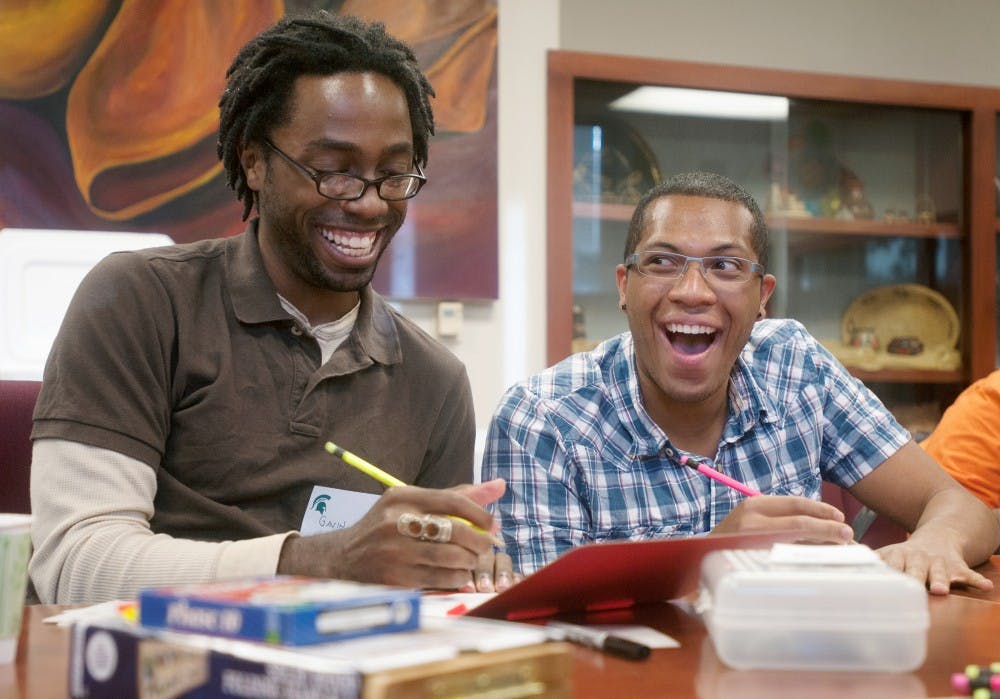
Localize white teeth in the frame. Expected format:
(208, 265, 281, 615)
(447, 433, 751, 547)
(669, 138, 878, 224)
(666, 323, 715, 335)
(321, 229, 375, 257)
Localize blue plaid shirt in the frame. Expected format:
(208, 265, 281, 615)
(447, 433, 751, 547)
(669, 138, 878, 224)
(482, 319, 910, 575)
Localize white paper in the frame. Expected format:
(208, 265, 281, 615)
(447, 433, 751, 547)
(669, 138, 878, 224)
(43, 600, 131, 627)
(419, 592, 497, 618)
(300, 486, 379, 536)
(422, 616, 549, 652)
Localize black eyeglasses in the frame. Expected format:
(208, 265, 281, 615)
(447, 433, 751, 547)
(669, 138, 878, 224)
(264, 139, 426, 201)
(625, 250, 765, 286)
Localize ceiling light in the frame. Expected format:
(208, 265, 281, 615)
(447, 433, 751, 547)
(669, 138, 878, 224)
(609, 86, 789, 120)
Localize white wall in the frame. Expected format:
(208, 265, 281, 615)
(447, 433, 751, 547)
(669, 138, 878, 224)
(559, 0, 1000, 88)
(396, 0, 1000, 431)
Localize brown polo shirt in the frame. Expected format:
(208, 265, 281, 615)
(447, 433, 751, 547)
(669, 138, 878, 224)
(33, 221, 475, 541)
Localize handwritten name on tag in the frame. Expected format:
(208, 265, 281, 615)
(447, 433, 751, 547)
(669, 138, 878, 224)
(300, 486, 380, 536)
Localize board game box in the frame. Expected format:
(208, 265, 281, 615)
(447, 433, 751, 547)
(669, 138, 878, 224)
(138, 576, 420, 646)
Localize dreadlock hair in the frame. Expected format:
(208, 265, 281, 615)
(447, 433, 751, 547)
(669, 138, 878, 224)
(624, 171, 769, 270)
(218, 11, 436, 220)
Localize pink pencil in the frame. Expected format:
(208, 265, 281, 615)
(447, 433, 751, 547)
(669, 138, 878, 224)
(680, 455, 762, 497)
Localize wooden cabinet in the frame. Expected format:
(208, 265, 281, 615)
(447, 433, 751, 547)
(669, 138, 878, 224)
(547, 51, 1000, 422)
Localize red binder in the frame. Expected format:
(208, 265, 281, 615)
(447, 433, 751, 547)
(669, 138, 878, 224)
(468, 530, 802, 621)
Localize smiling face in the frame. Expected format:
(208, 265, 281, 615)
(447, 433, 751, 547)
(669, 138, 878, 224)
(240, 71, 415, 322)
(616, 194, 776, 425)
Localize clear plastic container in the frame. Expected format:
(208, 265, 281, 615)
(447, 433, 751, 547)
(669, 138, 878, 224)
(698, 546, 929, 672)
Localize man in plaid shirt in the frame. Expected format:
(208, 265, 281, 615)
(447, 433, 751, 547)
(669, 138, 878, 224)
(483, 171, 999, 595)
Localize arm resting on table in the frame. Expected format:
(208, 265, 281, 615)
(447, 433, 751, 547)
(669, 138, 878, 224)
(30, 438, 291, 605)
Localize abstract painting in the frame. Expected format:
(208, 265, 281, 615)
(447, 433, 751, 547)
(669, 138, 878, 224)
(0, 0, 497, 299)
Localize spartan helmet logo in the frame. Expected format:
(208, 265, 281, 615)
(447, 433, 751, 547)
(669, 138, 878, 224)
(311, 494, 332, 515)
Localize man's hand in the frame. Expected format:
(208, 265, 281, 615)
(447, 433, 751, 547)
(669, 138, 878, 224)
(472, 550, 517, 592)
(278, 479, 506, 590)
(453, 479, 518, 593)
(849, 441, 1000, 595)
(877, 527, 994, 596)
(711, 495, 854, 543)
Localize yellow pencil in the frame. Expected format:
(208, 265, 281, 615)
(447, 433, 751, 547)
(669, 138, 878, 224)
(324, 441, 493, 538)
(325, 441, 405, 487)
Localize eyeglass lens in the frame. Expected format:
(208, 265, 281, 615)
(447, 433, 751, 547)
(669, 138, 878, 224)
(320, 173, 421, 201)
(266, 140, 423, 201)
(633, 251, 758, 283)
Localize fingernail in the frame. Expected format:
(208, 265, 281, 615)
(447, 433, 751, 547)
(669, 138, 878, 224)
(495, 572, 512, 591)
(929, 581, 949, 596)
(459, 580, 476, 593)
(840, 525, 854, 541)
(477, 573, 494, 592)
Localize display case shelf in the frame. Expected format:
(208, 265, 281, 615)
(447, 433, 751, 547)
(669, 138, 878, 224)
(769, 217, 961, 239)
(574, 202, 962, 238)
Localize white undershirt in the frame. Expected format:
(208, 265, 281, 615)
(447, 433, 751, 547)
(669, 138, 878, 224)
(278, 295, 359, 364)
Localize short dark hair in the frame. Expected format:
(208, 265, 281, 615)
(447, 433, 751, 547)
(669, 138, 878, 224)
(623, 171, 768, 269)
(218, 11, 435, 220)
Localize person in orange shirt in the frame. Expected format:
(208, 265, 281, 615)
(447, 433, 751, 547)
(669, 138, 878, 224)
(922, 371, 1000, 516)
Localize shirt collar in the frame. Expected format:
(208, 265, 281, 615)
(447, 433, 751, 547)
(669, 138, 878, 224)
(352, 286, 402, 366)
(225, 219, 288, 325)
(724, 352, 782, 440)
(611, 334, 670, 459)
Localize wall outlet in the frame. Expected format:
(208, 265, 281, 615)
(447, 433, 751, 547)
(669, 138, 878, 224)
(437, 301, 463, 337)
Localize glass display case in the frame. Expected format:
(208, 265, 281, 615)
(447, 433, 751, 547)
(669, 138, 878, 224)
(548, 52, 1000, 425)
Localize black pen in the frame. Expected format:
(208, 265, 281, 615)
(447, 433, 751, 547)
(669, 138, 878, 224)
(546, 621, 651, 660)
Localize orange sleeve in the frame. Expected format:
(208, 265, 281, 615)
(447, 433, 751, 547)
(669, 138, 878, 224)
(921, 371, 1000, 508)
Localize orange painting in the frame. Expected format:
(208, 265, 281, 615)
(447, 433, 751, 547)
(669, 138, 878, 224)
(0, 0, 498, 299)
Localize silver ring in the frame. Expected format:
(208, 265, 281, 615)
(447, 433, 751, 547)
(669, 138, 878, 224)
(397, 513, 424, 539)
(396, 513, 453, 543)
(419, 515, 453, 543)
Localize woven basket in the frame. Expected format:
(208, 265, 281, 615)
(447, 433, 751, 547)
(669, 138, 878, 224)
(821, 284, 961, 372)
(840, 284, 959, 350)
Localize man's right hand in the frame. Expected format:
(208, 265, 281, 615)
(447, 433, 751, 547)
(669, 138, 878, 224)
(277, 479, 506, 589)
(711, 495, 854, 543)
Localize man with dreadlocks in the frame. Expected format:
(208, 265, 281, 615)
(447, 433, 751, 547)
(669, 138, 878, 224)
(29, 12, 510, 604)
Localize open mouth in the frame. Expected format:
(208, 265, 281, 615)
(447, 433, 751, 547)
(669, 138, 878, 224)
(319, 226, 376, 259)
(665, 322, 718, 356)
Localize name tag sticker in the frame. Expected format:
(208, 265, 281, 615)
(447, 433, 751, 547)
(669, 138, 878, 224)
(300, 485, 380, 536)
